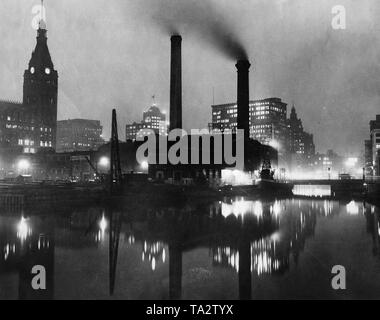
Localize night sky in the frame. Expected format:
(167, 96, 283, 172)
(0, 0, 379, 156)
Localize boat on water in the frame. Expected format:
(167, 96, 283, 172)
(218, 160, 293, 197)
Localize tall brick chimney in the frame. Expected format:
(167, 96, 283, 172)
(170, 35, 182, 131)
(236, 60, 251, 142)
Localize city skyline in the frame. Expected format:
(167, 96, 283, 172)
(0, 1, 379, 303)
(0, 0, 379, 157)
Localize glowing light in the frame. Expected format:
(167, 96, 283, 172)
(141, 161, 149, 170)
(17, 217, 31, 241)
(221, 199, 263, 219)
(346, 200, 359, 215)
(17, 159, 30, 171)
(99, 157, 110, 167)
(293, 185, 332, 197)
(270, 232, 281, 242)
(162, 249, 166, 263)
(345, 157, 358, 168)
(99, 215, 107, 232)
(271, 201, 282, 217)
(221, 169, 252, 186)
(268, 140, 280, 150)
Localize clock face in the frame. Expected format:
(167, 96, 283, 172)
(45, 68, 51, 75)
(30, 67, 35, 74)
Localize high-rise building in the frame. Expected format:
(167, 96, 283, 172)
(56, 119, 105, 153)
(210, 97, 288, 151)
(0, 19, 58, 153)
(126, 105, 167, 141)
(210, 100, 316, 171)
(365, 115, 380, 176)
(286, 106, 315, 170)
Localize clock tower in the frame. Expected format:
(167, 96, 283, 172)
(23, 19, 58, 150)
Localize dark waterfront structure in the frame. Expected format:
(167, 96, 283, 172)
(0, 20, 58, 154)
(56, 119, 105, 153)
(146, 36, 278, 185)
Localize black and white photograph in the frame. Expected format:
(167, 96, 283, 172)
(0, 0, 379, 307)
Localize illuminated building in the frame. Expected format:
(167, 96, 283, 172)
(56, 119, 105, 152)
(0, 19, 58, 154)
(126, 105, 167, 141)
(210, 98, 287, 151)
(286, 105, 315, 171)
(365, 140, 373, 176)
(365, 115, 380, 176)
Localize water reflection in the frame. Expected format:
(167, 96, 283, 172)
(0, 197, 379, 300)
(364, 202, 380, 256)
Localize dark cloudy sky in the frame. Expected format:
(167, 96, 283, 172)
(0, 0, 379, 156)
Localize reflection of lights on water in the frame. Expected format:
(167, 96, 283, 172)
(270, 232, 281, 242)
(3, 243, 15, 261)
(17, 217, 32, 242)
(128, 235, 135, 244)
(271, 201, 281, 217)
(221, 200, 263, 219)
(213, 247, 239, 272)
(323, 200, 333, 216)
(142, 241, 166, 271)
(38, 235, 50, 250)
(346, 201, 359, 215)
(96, 215, 108, 242)
(213, 241, 283, 276)
(99, 215, 107, 232)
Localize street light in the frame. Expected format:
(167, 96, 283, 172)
(98, 157, 110, 168)
(141, 161, 149, 170)
(17, 159, 30, 175)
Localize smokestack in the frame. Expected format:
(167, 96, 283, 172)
(170, 35, 182, 131)
(236, 60, 251, 142)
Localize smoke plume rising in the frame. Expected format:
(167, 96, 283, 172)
(146, 0, 248, 60)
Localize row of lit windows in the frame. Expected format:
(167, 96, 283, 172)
(18, 139, 35, 146)
(5, 123, 51, 132)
